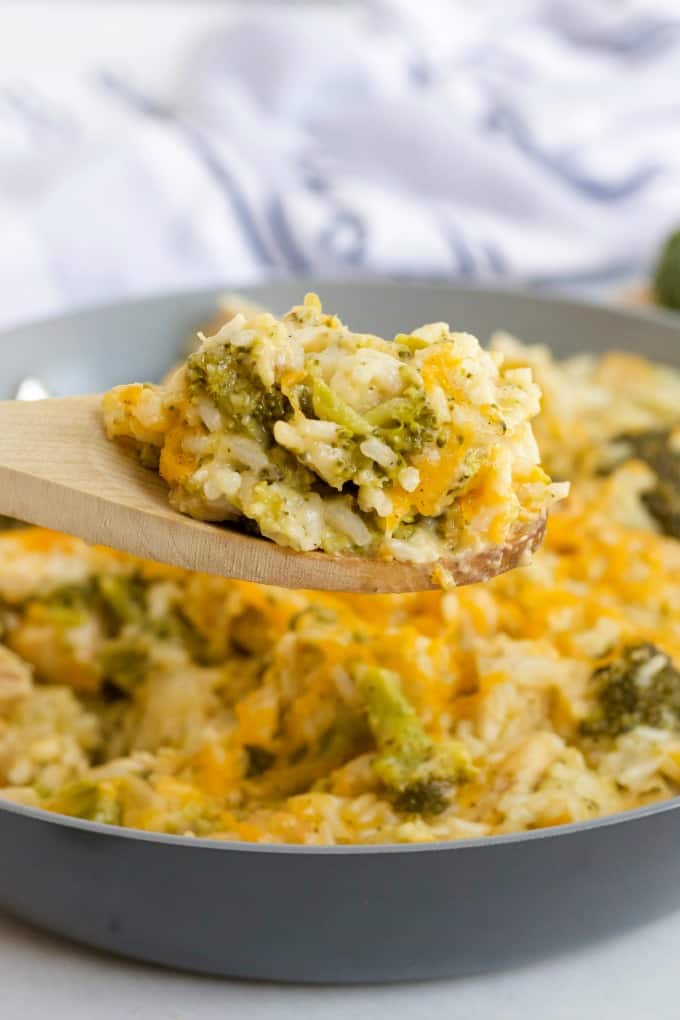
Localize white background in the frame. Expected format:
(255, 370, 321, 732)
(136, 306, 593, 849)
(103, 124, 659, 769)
(0, 4, 675, 1016)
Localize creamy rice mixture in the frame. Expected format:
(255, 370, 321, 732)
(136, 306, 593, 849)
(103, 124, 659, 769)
(2, 329, 680, 844)
(103, 295, 563, 564)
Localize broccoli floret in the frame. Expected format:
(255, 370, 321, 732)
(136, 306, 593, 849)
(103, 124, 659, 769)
(99, 572, 213, 662)
(653, 228, 680, 310)
(39, 582, 97, 628)
(310, 377, 437, 470)
(641, 483, 680, 540)
(99, 633, 150, 694)
(137, 443, 161, 470)
(39, 575, 148, 631)
(187, 344, 288, 443)
(96, 574, 147, 626)
(188, 338, 436, 470)
(365, 389, 438, 456)
(392, 779, 455, 815)
(608, 429, 680, 538)
(353, 664, 474, 814)
(36, 571, 214, 694)
(580, 643, 680, 738)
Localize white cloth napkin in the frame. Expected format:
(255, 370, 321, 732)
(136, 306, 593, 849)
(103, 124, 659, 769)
(1, 0, 680, 329)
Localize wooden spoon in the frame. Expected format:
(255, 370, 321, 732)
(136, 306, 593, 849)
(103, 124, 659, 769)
(0, 395, 546, 593)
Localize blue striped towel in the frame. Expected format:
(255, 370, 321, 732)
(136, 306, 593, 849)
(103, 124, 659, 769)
(1, 0, 679, 328)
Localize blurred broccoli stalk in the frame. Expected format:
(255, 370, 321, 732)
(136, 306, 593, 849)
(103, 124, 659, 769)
(653, 228, 680, 310)
(610, 429, 680, 539)
(353, 664, 474, 814)
(580, 643, 680, 738)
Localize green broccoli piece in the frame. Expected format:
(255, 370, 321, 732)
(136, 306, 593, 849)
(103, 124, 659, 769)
(187, 344, 288, 443)
(653, 228, 680, 310)
(365, 389, 438, 456)
(39, 574, 147, 631)
(580, 643, 680, 738)
(353, 664, 474, 814)
(32, 570, 213, 691)
(96, 574, 147, 626)
(641, 483, 680, 540)
(39, 582, 96, 628)
(608, 429, 680, 539)
(99, 634, 151, 694)
(310, 377, 437, 462)
(311, 377, 372, 436)
(137, 443, 161, 470)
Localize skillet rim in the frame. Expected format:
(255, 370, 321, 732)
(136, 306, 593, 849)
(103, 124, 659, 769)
(2, 792, 680, 855)
(3, 274, 680, 338)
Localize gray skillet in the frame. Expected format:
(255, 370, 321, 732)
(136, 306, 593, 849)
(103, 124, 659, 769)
(1, 280, 680, 982)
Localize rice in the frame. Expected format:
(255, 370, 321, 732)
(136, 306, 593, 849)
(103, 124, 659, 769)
(2, 334, 680, 844)
(103, 294, 562, 564)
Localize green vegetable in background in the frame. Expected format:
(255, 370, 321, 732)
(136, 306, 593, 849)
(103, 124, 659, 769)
(99, 634, 151, 694)
(653, 228, 680, 310)
(580, 643, 680, 738)
(353, 664, 474, 815)
(607, 429, 680, 539)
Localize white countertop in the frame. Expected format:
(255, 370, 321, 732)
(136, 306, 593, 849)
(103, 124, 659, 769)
(0, 3, 669, 1015)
